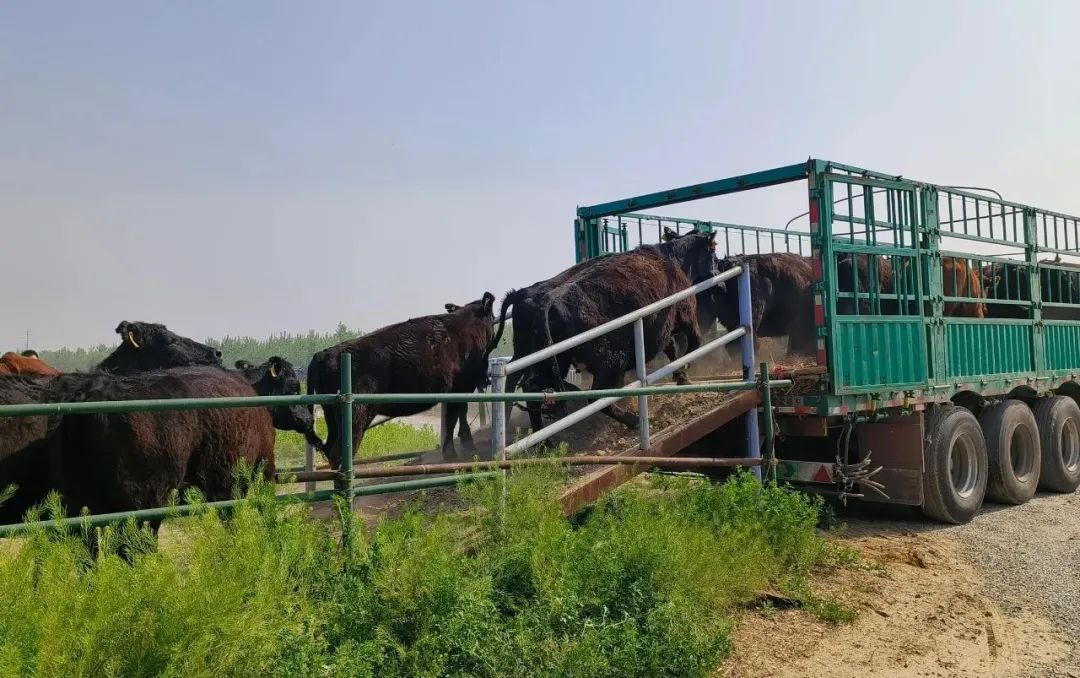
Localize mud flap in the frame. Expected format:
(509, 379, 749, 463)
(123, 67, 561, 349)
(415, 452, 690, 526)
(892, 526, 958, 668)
(854, 414, 925, 506)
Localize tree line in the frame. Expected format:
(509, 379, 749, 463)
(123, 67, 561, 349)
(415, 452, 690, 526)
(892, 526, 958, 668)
(32, 322, 514, 372)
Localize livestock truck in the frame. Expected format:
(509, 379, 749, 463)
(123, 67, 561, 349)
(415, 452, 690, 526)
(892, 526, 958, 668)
(574, 159, 1080, 524)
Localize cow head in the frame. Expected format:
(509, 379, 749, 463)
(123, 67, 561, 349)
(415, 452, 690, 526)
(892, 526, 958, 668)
(234, 356, 318, 438)
(97, 321, 223, 374)
(20, 350, 39, 359)
(660, 229, 719, 285)
(446, 292, 496, 320)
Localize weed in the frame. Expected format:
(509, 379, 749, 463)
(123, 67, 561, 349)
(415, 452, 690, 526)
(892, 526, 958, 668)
(0, 468, 833, 676)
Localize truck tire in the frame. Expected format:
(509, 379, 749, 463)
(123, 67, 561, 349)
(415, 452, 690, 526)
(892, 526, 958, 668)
(980, 400, 1041, 505)
(922, 405, 988, 524)
(1033, 396, 1080, 493)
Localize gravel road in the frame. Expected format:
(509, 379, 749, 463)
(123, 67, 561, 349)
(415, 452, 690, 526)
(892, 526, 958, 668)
(943, 492, 1080, 677)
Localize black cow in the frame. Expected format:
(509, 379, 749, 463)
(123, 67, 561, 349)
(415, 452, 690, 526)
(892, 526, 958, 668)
(45, 366, 277, 515)
(835, 254, 899, 315)
(492, 230, 717, 433)
(308, 293, 496, 468)
(1, 322, 233, 524)
(982, 261, 1080, 320)
(707, 252, 816, 358)
(97, 321, 222, 374)
(0, 376, 51, 523)
(232, 357, 324, 451)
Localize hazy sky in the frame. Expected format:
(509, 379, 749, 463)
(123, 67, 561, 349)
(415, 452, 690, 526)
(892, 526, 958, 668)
(3, 1, 1078, 350)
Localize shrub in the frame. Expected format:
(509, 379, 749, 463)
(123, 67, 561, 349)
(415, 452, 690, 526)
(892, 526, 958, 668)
(0, 470, 831, 677)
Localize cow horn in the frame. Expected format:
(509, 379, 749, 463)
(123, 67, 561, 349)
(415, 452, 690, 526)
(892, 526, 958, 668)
(127, 331, 141, 349)
(269, 362, 279, 378)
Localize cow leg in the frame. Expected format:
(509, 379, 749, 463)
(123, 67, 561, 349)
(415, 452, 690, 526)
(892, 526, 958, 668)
(591, 367, 639, 429)
(456, 403, 475, 456)
(664, 342, 693, 386)
(441, 403, 464, 460)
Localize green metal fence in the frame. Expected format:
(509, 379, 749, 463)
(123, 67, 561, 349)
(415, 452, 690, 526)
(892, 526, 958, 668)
(574, 158, 1080, 414)
(576, 213, 812, 261)
(0, 355, 789, 537)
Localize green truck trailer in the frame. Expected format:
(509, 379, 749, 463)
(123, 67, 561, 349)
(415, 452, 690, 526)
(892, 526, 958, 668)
(575, 159, 1080, 523)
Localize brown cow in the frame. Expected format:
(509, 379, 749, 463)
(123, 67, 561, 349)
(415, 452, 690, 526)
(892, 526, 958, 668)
(45, 366, 276, 515)
(0, 352, 60, 378)
(941, 257, 985, 318)
(309, 293, 497, 467)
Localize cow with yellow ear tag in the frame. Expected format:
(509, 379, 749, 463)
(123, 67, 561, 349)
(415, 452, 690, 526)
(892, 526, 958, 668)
(98, 321, 222, 374)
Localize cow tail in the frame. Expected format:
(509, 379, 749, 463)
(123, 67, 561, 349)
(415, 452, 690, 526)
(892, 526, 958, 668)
(305, 356, 332, 453)
(486, 290, 518, 358)
(539, 302, 563, 384)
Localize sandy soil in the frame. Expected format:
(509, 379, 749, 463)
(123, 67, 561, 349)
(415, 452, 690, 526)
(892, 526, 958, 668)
(723, 497, 1080, 678)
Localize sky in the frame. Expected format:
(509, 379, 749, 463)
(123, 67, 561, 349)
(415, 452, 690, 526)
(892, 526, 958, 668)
(2, 1, 1079, 350)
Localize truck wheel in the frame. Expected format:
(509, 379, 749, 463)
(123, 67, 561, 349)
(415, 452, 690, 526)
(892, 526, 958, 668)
(922, 405, 987, 524)
(980, 400, 1041, 505)
(1033, 396, 1080, 493)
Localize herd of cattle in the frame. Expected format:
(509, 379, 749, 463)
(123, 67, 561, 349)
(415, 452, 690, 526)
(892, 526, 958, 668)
(2, 227, 1078, 522)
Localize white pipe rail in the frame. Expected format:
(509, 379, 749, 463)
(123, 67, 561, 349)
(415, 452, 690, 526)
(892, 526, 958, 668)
(489, 263, 761, 462)
(504, 266, 744, 376)
(501, 327, 746, 456)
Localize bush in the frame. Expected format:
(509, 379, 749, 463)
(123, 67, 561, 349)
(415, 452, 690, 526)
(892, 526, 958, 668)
(0, 470, 830, 677)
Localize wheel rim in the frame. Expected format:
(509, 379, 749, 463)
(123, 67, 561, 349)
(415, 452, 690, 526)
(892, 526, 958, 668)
(949, 432, 979, 499)
(1008, 423, 1036, 482)
(1062, 417, 1080, 473)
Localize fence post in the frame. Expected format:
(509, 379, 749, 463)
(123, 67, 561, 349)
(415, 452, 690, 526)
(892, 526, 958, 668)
(337, 353, 355, 544)
(633, 318, 650, 450)
(760, 361, 774, 482)
(489, 357, 509, 461)
(738, 266, 762, 479)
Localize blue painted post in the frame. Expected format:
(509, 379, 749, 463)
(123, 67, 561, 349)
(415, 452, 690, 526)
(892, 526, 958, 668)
(738, 267, 762, 479)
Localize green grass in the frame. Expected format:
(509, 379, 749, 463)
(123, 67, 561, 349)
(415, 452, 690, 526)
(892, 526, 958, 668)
(0, 470, 839, 677)
(275, 419, 440, 469)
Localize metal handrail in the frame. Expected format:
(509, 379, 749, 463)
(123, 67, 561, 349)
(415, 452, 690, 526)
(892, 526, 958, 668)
(487, 265, 764, 475)
(0, 380, 795, 419)
(504, 266, 743, 376)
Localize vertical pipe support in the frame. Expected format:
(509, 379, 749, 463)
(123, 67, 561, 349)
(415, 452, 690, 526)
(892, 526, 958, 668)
(633, 318, 650, 450)
(760, 361, 775, 482)
(738, 267, 762, 478)
(489, 357, 509, 461)
(337, 352, 355, 506)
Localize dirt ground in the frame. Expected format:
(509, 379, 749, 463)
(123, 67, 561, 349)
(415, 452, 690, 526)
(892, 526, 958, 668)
(724, 493, 1080, 678)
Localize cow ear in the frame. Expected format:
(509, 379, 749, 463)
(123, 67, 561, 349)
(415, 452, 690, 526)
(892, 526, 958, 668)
(992, 275, 1001, 287)
(268, 357, 283, 379)
(234, 360, 251, 370)
(662, 226, 678, 241)
(482, 292, 495, 313)
(707, 231, 717, 250)
(444, 303, 459, 313)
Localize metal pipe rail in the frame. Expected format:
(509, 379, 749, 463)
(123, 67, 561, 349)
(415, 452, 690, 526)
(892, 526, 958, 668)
(285, 455, 764, 483)
(487, 265, 766, 479)
(0, 379, 793, 419)
(0, 472, 501, 538)
(504, 266, 743, 375)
